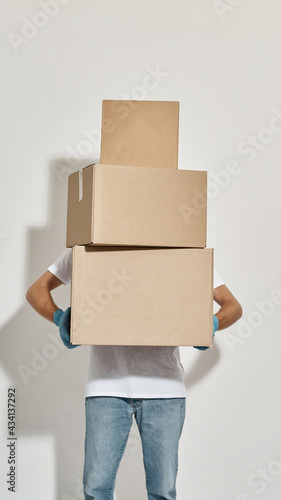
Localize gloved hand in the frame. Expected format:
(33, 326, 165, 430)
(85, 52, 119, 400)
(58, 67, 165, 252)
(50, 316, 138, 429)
(193, 315, 219, 351)
(53, 307, 81, 349)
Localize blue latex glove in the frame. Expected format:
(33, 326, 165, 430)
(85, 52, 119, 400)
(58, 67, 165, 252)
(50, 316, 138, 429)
(53, 307, 81, 349)
(193, 315, 219, 351)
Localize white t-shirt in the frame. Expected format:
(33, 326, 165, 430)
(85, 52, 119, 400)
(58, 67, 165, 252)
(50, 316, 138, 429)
(48, 248, 225, 399)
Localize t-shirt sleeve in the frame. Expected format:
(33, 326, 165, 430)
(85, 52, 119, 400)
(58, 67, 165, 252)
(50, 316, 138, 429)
(214, 267, 225, 289)
(47, 248, 72, 285)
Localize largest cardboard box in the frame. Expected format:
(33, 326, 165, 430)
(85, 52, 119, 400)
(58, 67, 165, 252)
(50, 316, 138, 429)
(70, 246, 213, 346)
(66, 163, 207, 248)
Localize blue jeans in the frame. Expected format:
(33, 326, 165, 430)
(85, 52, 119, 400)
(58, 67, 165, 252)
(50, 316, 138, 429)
(83, 396, 186, 500)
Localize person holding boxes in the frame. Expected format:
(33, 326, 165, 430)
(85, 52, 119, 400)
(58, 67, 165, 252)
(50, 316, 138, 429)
(26, 247, 242, 500)
(26, 100, 243, 499)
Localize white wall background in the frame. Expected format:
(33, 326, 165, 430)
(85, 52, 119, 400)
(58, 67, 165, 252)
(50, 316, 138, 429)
(1, 1, 281, 499)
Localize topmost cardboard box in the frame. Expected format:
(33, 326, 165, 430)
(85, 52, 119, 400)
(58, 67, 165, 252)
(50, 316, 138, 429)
(100, 100, 179, 169)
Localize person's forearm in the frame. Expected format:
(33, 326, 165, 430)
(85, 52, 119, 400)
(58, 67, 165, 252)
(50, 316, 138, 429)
(26, 285, 59, 323)
(215, 301, 242, 330)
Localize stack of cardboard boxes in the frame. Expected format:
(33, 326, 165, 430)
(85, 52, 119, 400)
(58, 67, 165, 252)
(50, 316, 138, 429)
(66, 100, 213, 347)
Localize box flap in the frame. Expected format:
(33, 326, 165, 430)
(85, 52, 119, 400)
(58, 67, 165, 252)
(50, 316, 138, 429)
(66, 165, 95, 247)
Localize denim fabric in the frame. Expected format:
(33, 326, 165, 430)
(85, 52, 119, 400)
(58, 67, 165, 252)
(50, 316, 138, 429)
(83, 396, 186, 500)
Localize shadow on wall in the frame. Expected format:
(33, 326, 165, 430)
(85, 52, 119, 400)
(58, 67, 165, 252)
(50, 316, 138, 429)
(0, 159, 220, 500)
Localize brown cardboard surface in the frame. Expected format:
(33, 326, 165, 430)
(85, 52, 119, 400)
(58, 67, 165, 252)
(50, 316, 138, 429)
(100, 100, 179, 169)
(66, 163, 207, 248)
(70, 246, 213, 346)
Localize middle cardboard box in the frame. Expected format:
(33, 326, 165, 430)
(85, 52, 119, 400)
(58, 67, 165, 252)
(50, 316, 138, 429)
(67, 163, 207, 248)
